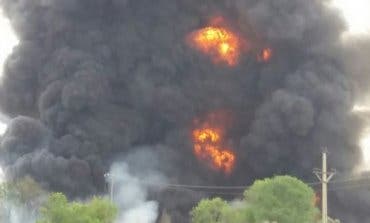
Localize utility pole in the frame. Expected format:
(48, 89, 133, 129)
(314, 149, 336, 223)
(104, 173, 114, 201)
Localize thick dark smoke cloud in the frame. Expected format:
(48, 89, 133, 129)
(0, 0, 369, 222)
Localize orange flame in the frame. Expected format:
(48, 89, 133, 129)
(188, 26, 243, 66)
(257, 48, 272, 62)
(187, 17, 275, 66)
(192, 127, 235, 174)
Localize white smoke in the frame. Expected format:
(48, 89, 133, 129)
(0, 167, 4, 184)
(0, 172, 42, 223)
(109, 161, 166, 223)
(0, 201, 36, 223)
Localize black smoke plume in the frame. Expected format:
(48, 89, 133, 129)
(0, 0, 369, 222)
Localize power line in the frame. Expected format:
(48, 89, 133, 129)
(141, 177, 370, 190)
(143, 180, 324, 190)
(104, 173, 370, 197)
(313, 150, 336, 223)
(155, 180, 370, 196)
(144, 181, 242, 190)
(330, 176, 370, 185)
(144, 182, 249, 190)
(329, 182, 370, 191)
(166, 189, 244, 196)
(107, 177, 370, 191)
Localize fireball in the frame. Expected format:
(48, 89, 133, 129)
(187, 17, 273, 66)
(188, 26, 243, 66)
(192, 127, 235, 174)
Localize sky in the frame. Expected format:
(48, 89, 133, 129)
(0, 9, 18, 183)
(330, 0, 370, 170)
(331, 0, 370, 36)
(0, 1, 369, 183)
(0, 9, 17, 137)
(0, 10, 18, 77)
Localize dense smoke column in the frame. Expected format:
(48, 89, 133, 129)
(0, 0, 368, 222)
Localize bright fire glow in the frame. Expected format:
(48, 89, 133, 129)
(192, 127, 235, 174)
(188, 26, 243, 66)
(187, 17, 274, 65)
(257, 48, 273, 62)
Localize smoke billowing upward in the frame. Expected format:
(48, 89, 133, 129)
(109, 156, 165, 223)
(0, 201, 36, 223)
(0, 0, 369, 222)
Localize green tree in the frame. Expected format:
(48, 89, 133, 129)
(191, 197, 234, 223)
(225, 201, 255, 223)
(1, 176, 46, 223)
(15, 176, 45, 202)
(191, 197, 252, 223)
(244, 175, 318, 223)
(0, 175, 46, 205)
(36, 192, 117, 223)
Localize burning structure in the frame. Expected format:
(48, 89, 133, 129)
(187, 20, 244, 66)
(192, 111, 236, 174)
(0, 0, 369, 222)
(187, 17, 272, 66)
